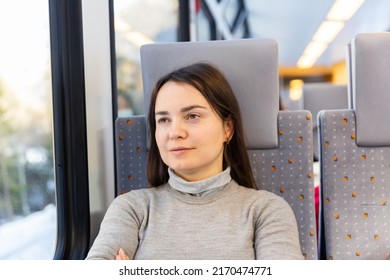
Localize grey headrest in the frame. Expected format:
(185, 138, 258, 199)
(303, 83, 348, 128)
(346, 42, 353, 109)
(349, 33, 390, 146)
(140, 39, 279, 149)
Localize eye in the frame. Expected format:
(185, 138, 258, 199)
(186, 113, 200, 120)
(157, 117, 169, 124)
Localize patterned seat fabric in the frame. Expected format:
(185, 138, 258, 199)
(116, 116, 148, 193)
(319, 110, 390, 259)
(302, 83, 348, 162)
(115, 110, 318, 259)
(318, 33, 390, 260)
(250, 110, 317, 260)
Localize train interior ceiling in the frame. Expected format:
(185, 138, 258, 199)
(0, 0, 390, 260)
(114, 0, 390, 112)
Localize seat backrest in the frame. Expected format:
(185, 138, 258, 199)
(248, 110, 317, 259)
(140, 39, 279, 149)
(303, 83, 348, 162)
(318, 33, 390, 259)
(115, 39, 317, 259)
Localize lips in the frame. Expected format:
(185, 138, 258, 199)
(170, 147, 192, 151)
(169, 147, 193, 155)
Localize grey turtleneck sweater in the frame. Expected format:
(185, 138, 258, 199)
(86, 168, 303, 260)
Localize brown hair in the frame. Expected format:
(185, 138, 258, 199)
(147, 63, 256, 189)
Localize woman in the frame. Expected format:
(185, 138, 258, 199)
(86, 63, 303, 260)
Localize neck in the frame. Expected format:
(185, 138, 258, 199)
(168, 167, 232, 196)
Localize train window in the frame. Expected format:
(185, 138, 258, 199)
(113, 0, 179, 117)
(0, 0, 56, 259)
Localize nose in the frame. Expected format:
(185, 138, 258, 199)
(168, 119, 188, 140)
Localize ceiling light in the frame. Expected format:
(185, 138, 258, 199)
(296, 0, 363, 68)
(327, 0, 365, 21)
(297, 54, 317, 69)
(313, 21, 345, 43)
(303, 41, 328, 58)
(289, 79, 304, 101)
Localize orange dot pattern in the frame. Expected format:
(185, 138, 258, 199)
(250, 111, 317, 259)
(319, 110, 390, 259)
(116, 117, 149, 192)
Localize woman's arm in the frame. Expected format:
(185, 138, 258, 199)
(85, 193, 142, 260)
(254, 192, 304, 260)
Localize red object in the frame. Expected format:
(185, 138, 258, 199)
(195, 0, 201, 13)
(314, 185, 319, 236)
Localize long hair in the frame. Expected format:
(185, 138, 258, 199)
(147, 63, 256, 189)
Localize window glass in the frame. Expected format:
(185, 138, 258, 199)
(0, 0, 56, 259)
(114, 0, 179, 116)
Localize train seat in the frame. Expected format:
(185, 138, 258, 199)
(303, 83, 348, 162)
(318, 33, 390, 259)
(115, 39, 317, 259)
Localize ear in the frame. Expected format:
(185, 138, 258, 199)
(223, 117, 234, 142)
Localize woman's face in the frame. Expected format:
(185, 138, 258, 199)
(155, 81, 233, 182)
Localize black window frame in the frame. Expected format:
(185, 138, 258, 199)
(49, 0, 90, 260)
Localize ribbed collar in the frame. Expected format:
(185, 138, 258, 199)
(168, 167, 232, 197)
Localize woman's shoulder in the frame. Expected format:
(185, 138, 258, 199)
(104, 184, 170, 217)
(232, 181, 276, 197)
(113, 184, 170, 205)
(232, 182, 297, 226)
(232, 181, 291, 208)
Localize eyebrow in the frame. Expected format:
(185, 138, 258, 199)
(155, 105, 208, 116)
